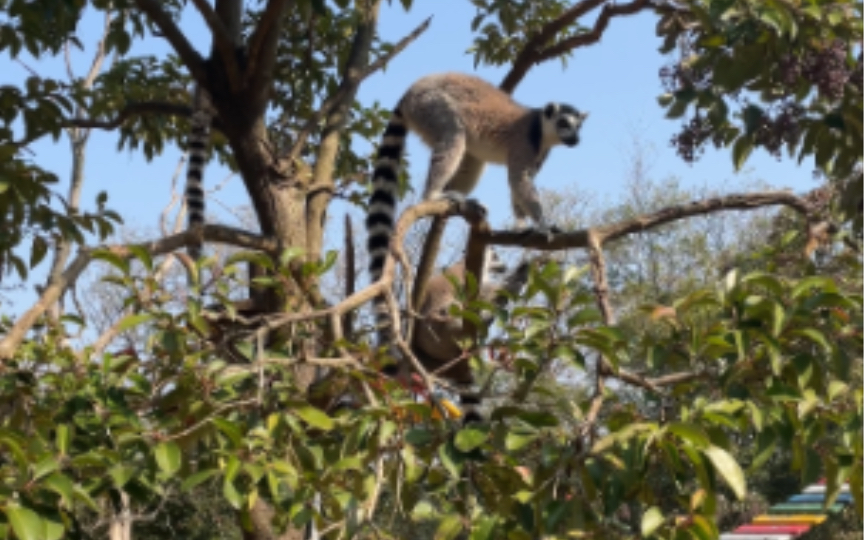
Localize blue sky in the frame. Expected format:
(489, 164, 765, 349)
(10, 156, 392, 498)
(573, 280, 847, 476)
(1, 1, 819, 312)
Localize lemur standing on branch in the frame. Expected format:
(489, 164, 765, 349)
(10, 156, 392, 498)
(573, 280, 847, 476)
(364, 72, 587, 397)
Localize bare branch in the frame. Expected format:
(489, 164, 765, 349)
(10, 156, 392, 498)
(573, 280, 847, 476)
(83, 12, 114, 89)
(286, 15, 432, 162)
(480, 191, 820, 250)
(133, 0, 207, 84)
(538, 0, 653, 63)
(499, 0, 653, 93)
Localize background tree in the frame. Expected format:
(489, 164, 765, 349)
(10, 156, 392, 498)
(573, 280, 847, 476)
(0, 0, 860, 539)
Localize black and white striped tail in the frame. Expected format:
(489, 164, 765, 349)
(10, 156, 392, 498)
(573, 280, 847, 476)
(365, 107, 407, 370)
(455, 381, 483, 424)
(185, 86, 214, 261)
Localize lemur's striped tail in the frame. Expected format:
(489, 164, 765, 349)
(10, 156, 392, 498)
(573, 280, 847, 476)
(185, 86, 214, 261)
(365, 106, 407, 369)
(454, 381, 483, 424)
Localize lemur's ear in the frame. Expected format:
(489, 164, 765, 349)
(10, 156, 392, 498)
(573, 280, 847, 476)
(543, 103, 560, 119)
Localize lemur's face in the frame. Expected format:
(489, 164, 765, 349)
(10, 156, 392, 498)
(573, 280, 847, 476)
(544, 103, 588, 147)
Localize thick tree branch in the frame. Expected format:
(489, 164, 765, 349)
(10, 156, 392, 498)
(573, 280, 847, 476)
(499, 0, 654, 93)
(245, 0, 294, 112)
(190, 0, 243, 92)
(306, 0, 384, 257)
(133, 0, 207, 84)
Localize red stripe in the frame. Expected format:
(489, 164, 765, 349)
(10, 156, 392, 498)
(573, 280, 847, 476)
(734, 524, 810, 535)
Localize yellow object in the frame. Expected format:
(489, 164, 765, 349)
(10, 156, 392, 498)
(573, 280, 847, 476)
(752, 515, 827, 525)
(438, 398, 463, 419)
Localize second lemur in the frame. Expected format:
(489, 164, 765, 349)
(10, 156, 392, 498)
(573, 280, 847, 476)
(365, 72, 587, 345)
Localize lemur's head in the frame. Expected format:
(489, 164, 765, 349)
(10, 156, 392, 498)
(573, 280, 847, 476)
(543, 103, 588, 147)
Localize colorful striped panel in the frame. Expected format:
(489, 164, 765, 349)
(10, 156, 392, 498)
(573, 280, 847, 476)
(719, 480, 853, 540)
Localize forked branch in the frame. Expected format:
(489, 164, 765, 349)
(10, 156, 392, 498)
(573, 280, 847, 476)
(499, 0, 655, 93)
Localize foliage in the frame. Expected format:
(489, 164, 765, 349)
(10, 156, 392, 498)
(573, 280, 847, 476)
(0, 0, 861, 538)
(0, 251, 860, 538)
(654, 0, 862, 181)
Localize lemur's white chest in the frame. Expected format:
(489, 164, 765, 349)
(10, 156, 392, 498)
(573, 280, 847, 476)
(466, 136, 509, 165)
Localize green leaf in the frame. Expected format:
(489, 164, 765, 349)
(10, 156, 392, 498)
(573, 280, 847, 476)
(43, 474, 74, 506)
(505, 430, 537, 451)
(180, 469, 219, 491)
(5, 505, 42, 540)
(109, 463, 136, 488)
(702, 445, 746, 500)
(223, 479, 243, 510)
(454, 427, 488, 452)
(212, 417, 243, 446)
(293, 405, 334, 431)
(641, 506, 664, 537)
(154, 441, 181, 476)
(434, 513, 463, 540)
(30, 236, 47, 268)
(127, 244, 153, 271)
(469, 516, 497, 540)
(115, 313, 153, 333)
(732, 135, 754, 171)
(32, 456, 59, 482)
(667, 422, 710, 448)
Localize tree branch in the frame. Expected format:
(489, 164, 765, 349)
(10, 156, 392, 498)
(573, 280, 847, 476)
(479, 191, 821, 250)
(13, 101, 193, 148)
(189, 0, 243, 92)
(306, 0, 384, 257)
(245, 0, 294, 112)
(0, 224, 279, 360)
(133, 0, 207, 84)
(538, 0, 653, 62)
(286, 15, 432, 162)
(499, 0, 653, 93)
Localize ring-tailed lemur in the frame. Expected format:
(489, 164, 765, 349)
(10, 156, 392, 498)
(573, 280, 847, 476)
(365, 72, 586, 358)
(408, 248, 532, 424)
(185, 85, 215, 261)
